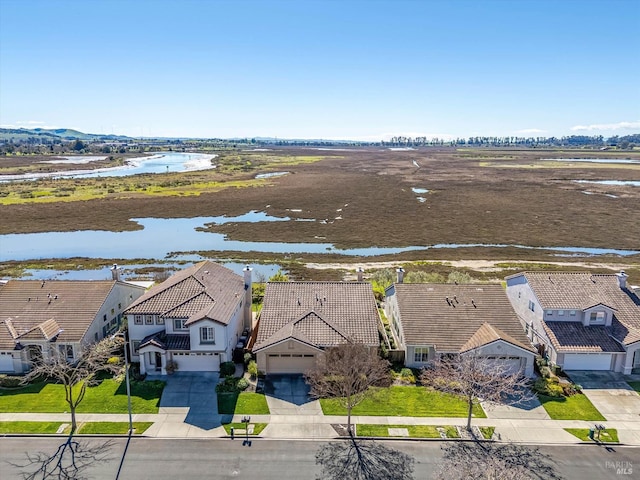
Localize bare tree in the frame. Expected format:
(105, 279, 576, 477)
(435, 441, 562, 480)
(316, 438, 414, 480)
(22, 336, 123, 434)
(420, 353, 534, 431)
(305, 343, 390, 435)
(9, 435, 115, 480)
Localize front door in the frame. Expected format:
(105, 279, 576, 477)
(154, 352, 162, 371)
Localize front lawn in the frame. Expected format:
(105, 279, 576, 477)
(565, 428, 619, 443)
(320, 386, 486, 418)
(77, 422, 154, 435)
(539, 394, 605, 421)
(356, 424, 459, 438)
(218, 392, 270, 415)
(0, 379, 164, 414)
(628, 381, 640, 393)
(0, 421, 63, 434)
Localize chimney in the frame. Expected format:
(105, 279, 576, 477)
(356, 267, 364, 282)
(111, 264, 121, 282)
(617, 270, 628, 289)
(243, 265, 253, 331)
(396, 267, 405, 284)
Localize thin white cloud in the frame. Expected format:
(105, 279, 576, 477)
(570, 121, 640, 132)
(514, 128, 546, 134)
(1, 121, 60, 130)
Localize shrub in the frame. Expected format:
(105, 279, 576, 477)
(400, 368, 416, 384)
(237, 378, 249, 390)
(540, 366, 552, 379)
(220, 361, 236, 377)
(244, 352, 253, 366)
(107, 356, 122, 365)
(248, 360, 258, 379)
(533, 377, 564, 397)
(0, 374, 22, 388)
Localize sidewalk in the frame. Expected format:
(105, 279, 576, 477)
(3, 410, 640, 445)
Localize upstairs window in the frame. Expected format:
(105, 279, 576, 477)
(157, 316, 165, 325)
(200, 327, 215, 344)
(173, 319, 187, 330)
(58, 344, 74, 361)
(590, 311, 605, 325)
(528, 300, 535, 312)
(145, 315, 154, 325)
(134, 315, 143, 325)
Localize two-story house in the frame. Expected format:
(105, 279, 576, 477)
(125, 261, 252, 375)
(0, 279, 145, 374)
(505, 271, 640, 374)
(385, 278, 536, 376)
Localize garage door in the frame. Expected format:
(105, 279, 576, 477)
(267, 354, 316, 374)
(0, 352, 14, 372)
(485, 356, 523, 375)
(172, 352, 220, 372)
(563, 353, 612, 371)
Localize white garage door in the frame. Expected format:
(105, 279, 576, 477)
(563, 353, 612, 371)
(0, 352, 14, 372)
(172, 352, 220, 372)
(267, 353, 316, 374)
(486, 356, 523, 375)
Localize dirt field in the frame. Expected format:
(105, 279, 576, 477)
(1, 147, 639, 258)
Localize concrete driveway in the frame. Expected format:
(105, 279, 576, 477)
(567, 371, 640, 422)
(146, 372, 224, 435)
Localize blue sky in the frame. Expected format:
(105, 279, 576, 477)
(1, 0, 638, 140)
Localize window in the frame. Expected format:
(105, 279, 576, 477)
(134, 315, 143, 325)
(558, 310, 564, 316)
(569, 310, 576, 316)
(200, 327, 215, 344)
(58, 344, 73, 360)
(590, 311, 605, 325)
(111, 308, 115, 315)
(546, 310, 553, 316)
(103, 314, 107, 322)
(118, 303, 122, 310)
(528, 300, 535, 312)
(414, 347, 429, 363)
(145, 315, 154, 325)
(174, 319, 187, 330)
(157, 316, 164, 325)
(132, 341, 141, 353)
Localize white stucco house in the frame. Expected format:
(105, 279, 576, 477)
(0, 279, 145, 374)
(505, 271, 640, 374)
(251, 281, 381, 375)
(125, 261, 252, 375)
(385, 279, 536, 377)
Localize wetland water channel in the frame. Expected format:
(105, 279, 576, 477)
(1, 211, 638, 264)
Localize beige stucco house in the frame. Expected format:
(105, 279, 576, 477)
(385, 281, 536, 377)
(0, 279, 145, 374)
(125, 261, 252, 374)
(505, 271, 640, 374)
(252, 281, 381, 375)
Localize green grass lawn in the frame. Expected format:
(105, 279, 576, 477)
(0, 379, 164, 414)
(320, 386, 486, 418)
(77, 422, 154, 435)
(0, 421, 63, 434)
(356, 424, 459, 438)
(628, 381, 640, 393)
(222, 422, 268, 435)
(539, 394, 606, 421)
(479, 426, 495, 439)
(565, 428, 619, 443)
(218, 392, 270, 415)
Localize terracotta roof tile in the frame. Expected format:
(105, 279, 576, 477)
(254, 282, 379, 351)
(392, 283, 534, 353)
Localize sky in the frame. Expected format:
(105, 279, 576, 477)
(1, 0, 639, 140)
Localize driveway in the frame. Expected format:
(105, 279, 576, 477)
(148, 372, 223, 434)
(567, 371, 640, 422)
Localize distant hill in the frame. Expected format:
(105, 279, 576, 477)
(0, 127, 131, 142)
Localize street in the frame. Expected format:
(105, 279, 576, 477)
(0, 437, 636, 479)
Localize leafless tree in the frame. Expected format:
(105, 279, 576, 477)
(420, 353, 534, 431)
(434, 441, 562, 480)
(316, 438, 414, 480)
(8, 435, 115, 480)
(22, 336, 124, 433)
(305, 343, 390, 435)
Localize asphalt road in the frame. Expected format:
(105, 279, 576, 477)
(0, 437, 636, 479)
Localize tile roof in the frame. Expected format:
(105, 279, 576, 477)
(139, 331, 190, 351)
(125, 261, 245, 326)
(542, 321, 625, 353)
(0, 280, 127, 350)
(515, 272, 640, 345)
(392, 283, 534, 353)
(253, 282, 380, 351)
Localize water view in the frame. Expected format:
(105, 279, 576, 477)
(574, 180, 640, 187)
(547, 158, 640, 164)
(0, 152, 217, 182)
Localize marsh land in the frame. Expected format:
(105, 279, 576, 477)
(1, 147, 639, 281)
